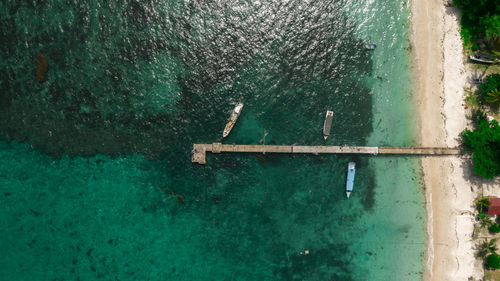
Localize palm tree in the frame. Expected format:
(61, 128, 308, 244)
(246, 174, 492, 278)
(485, 88, 500, 105)
(478, 239, 498, 258)
(478, 212, 493, 228)
(476, 197, 491, 212)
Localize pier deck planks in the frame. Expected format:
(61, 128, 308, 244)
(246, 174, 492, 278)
(191, 143, 462, 164)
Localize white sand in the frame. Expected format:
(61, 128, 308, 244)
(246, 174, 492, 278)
(411, 0, 484, 280)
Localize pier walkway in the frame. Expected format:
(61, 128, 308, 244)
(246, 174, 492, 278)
(191, 143, 461, 164)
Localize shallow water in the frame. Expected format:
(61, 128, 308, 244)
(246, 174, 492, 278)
(0, 0, 425, 280)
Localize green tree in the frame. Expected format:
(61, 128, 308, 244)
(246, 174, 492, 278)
(479, 74, 500, 105)
(485, 88, 500, 105)
(453, 0, 500, 46)
(479, 239, 498, 258)
(476, 196, 492, 212)
(462, 116, 500, 179)
(490, 223, 500, 233)
(479, 212, 494, 228)
(487, 253, 500, 269)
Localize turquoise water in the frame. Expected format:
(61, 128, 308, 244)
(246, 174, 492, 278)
(0, 0, 425, 280)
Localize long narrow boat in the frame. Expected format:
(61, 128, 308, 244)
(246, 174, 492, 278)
(469, 52, 499, 64)
(365, 44, 376, 50)
(323, 110, 333, 140)
(346, 162, 356, 198)
(222, 102, 244, 138)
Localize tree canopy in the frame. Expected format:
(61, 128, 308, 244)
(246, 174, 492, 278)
(476, 196, 492, 212)
(478, 74, 500, 106)
(453, 0, 500, 46)
(487, 253, 500, 269)
(490, 223, 500, 233)
(462, 116, 500, 179)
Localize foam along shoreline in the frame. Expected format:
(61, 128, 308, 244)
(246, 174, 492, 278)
(410, 0, 484, 280)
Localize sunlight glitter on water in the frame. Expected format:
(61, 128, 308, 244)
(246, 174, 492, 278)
(0, 0, 424, 280)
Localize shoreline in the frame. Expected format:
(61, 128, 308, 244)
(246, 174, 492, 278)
(410, 0, 483, 280)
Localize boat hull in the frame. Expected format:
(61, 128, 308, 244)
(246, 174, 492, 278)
(222, 102, 244, 138)
(346, 162, 355, 198)
(470, 56, 496, 64)
(365, 44, 376, 50)
(323, 110, 333, 140)
(469, 53, 499, 64)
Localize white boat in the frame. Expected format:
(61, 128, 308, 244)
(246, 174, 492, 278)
(346, 162, 356, 198)
(222, 102, 244, 138)
(365, 44, 376, 50)
(469, 52, 499, 64)
(323, 110, 333, 140)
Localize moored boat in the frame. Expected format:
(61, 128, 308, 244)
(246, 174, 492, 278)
(365, 44, 376, 50)
(323, 110, 333, 140)
(469, 52, 499, 64)
(346, 162, 356, 198)
(222, 102, 244, 138)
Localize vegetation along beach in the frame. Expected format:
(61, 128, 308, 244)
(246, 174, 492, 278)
(0, 0, 498, 280)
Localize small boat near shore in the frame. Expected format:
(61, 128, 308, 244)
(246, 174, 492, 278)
(469, 52, 499, 64)
(346, 162, 356, 198)
(222, 102, 244, 138)
(323, 110, 333, 140)
(365, 44, 376, 50)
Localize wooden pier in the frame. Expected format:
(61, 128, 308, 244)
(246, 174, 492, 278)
(191, 143, 461, 164)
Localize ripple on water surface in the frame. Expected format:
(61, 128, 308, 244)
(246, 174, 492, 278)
(0, 0, 425, 280)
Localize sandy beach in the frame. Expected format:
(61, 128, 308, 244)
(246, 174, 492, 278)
(411, 0, 485, 280)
